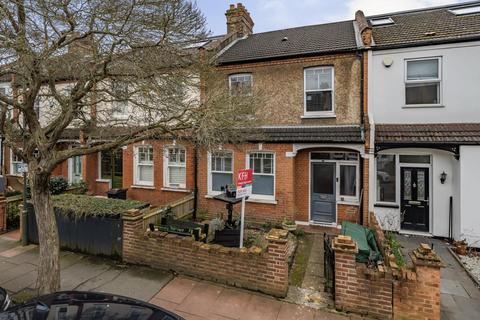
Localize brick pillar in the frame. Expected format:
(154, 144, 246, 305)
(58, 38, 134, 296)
(394, 244, 443, 320)
(265, 229, 289, 297)
(122, 208, 144, 262)
(332, 235, 359, 311)
(0, 196, 6, 231)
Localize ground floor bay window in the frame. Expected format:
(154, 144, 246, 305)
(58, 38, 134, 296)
(208, 151, 233, 194)
(247, 152, 275, 201)
(164, 146, 186, 189)
(134, 145, 154, 186)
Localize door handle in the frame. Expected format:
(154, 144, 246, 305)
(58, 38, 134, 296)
(408, 200, 421, 205)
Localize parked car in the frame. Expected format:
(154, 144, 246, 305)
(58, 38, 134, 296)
(0, 288, 183, 320)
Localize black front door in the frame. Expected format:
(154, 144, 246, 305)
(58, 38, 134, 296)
(401, 167, 429, 232)
(311, 162, 336, 223)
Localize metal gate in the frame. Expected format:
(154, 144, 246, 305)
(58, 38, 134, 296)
(324, 233, 335, 297)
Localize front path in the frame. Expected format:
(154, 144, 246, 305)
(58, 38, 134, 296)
(0, 232, 349, 319)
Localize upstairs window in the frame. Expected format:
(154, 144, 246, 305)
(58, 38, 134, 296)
(304, 67, 334, 115)
(229, 73, 252, 96)
(164, 146, 186, 189)
(111, 82, 129, 118)
(10, 150, 25, 176)
(405, 58, 441, 106)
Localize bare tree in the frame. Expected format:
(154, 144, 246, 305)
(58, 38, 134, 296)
(0, 0, 257, 294)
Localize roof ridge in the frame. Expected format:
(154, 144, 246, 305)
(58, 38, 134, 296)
(367, 0, 480, 19)
(243, 19, 354, 38)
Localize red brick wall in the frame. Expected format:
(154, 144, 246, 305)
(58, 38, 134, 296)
(337, 203, 360, 224)
(123, 140, 196, 206)
(122, 211, 290, 297)
(197, 143, 295, 224)
(332, 235, 442, 320)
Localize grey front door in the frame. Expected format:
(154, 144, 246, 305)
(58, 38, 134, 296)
(311, 162, 336, 223)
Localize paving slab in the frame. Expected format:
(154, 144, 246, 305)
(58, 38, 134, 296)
(238, 294, 282, 320)
(210, 287, 252, 319)
(277, 302, 315, 320)
(1, 270, 37, 293)
(0, 262, 36, 285)
(153, 276, 197, 304)
(60, 258, 112, 290)
(176, 282, 222, 318)
(94, 266, 172, 301)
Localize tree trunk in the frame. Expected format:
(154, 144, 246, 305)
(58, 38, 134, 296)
(30, 171, 60, 294)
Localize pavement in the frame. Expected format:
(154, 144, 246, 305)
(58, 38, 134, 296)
(398, 235, 480, 320)
(0, 231, 350, 319)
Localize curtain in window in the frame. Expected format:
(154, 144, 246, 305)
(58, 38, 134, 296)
(340, 165, 356, 196)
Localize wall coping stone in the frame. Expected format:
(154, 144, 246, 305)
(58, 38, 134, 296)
(332, 235, 358, 254)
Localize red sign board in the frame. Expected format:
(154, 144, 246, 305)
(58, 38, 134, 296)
(237, 169, 253, 187)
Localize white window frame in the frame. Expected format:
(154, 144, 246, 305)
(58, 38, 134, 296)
(228, 73, 252, 96)
(404, 57, 442, 107)
(207, 150, 234, 195)
(10, 150, 24, 176)
(133, 145, 154, 187)
(163, 146, 186, 189)
(246, 151, 276, 201)
(303, 66, 335, 117)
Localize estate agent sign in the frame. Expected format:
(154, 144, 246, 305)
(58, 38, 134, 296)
(236, 168, 253, 248)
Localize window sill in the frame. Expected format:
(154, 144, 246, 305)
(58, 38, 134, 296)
(337, 200, 360, 206)
(95, 179, 111, 183)
(161, 187, 191, 193)
(246, 198, 277, 205)
(301, 113, 336, 119)
(374, 203, 400, 209)
(131, 185, 155, 190)
(402, 104, 444, 109)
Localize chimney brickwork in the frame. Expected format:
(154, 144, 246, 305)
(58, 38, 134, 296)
(226, 3, 254, 38)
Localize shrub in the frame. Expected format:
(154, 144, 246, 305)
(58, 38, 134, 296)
(386, 232, 406, 268)
(52, 194, 147, 218)
(69, 180, 88, 194)
(6, 202, 20, 229)
(26, 176, 69, 198)
(49, 176, 69, 195)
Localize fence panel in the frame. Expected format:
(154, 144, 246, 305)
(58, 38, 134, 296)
(143, 193, 194, 230)
(324, 233, 335, 297)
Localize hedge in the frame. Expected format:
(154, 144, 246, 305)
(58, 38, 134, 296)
(51, 194, 147, 218)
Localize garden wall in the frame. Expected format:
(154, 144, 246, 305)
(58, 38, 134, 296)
(332, 216, 443, 320)
(122, 208, 291, 297)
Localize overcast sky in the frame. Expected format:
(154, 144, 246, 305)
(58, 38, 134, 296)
(197, 0, 470, 35)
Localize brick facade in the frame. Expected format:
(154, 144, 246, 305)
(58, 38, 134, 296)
(332, 231, 442, 319)
(122, 209, 291, 297)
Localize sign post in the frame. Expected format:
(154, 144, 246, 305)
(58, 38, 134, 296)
(236, 169, 253, 248)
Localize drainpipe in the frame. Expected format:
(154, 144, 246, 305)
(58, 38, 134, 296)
(357, 50, 366, 225)
(193, 145, 198, 220)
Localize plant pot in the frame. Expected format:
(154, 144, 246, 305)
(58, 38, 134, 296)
(282, 222, 297, 232)
(456, 244, 468, 255)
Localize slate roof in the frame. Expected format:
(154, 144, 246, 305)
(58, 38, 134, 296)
(370, 2, 480, 49)
(375, 123, 480, 145)
(251, 125, 364, 143)
(217, 20, 358, 65)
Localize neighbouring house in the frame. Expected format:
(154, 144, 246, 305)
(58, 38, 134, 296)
(196, 4, 371, 227)
(366, 2, 480, 246)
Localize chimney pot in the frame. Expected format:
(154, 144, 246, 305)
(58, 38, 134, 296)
(226, 3, 254, 38)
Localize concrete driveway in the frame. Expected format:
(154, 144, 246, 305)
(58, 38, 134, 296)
(398, 235, 480, 320)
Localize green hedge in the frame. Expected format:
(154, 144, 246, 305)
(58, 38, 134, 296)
(52, 194, 147, 218)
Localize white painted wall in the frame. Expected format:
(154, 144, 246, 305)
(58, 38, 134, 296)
(370, 41, 480, 124)
(459, 146, 480, 247)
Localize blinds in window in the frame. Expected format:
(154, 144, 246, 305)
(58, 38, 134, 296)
(169, 167, 185, 185)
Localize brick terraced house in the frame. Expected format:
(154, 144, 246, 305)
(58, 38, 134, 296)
(366, 2, 480, 246)
(196, 4, 372, 227)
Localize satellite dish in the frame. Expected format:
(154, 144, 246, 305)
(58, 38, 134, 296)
(382, 57, 393, 68)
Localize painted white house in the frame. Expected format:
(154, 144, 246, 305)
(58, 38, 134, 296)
(366, 3, 480, 247)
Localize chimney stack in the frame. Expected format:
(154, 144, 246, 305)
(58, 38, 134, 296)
(355, 10, 372, 47)
(226, 3, 254, 38)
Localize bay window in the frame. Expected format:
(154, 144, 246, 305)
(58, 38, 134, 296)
(248, 152, 275, 199)
(134, 145, 154, 186)
(304, 66, 334, 115)
(164, 147, 186, 188)
(405, 58, 441, 106)
(209, 151, 233, 194)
